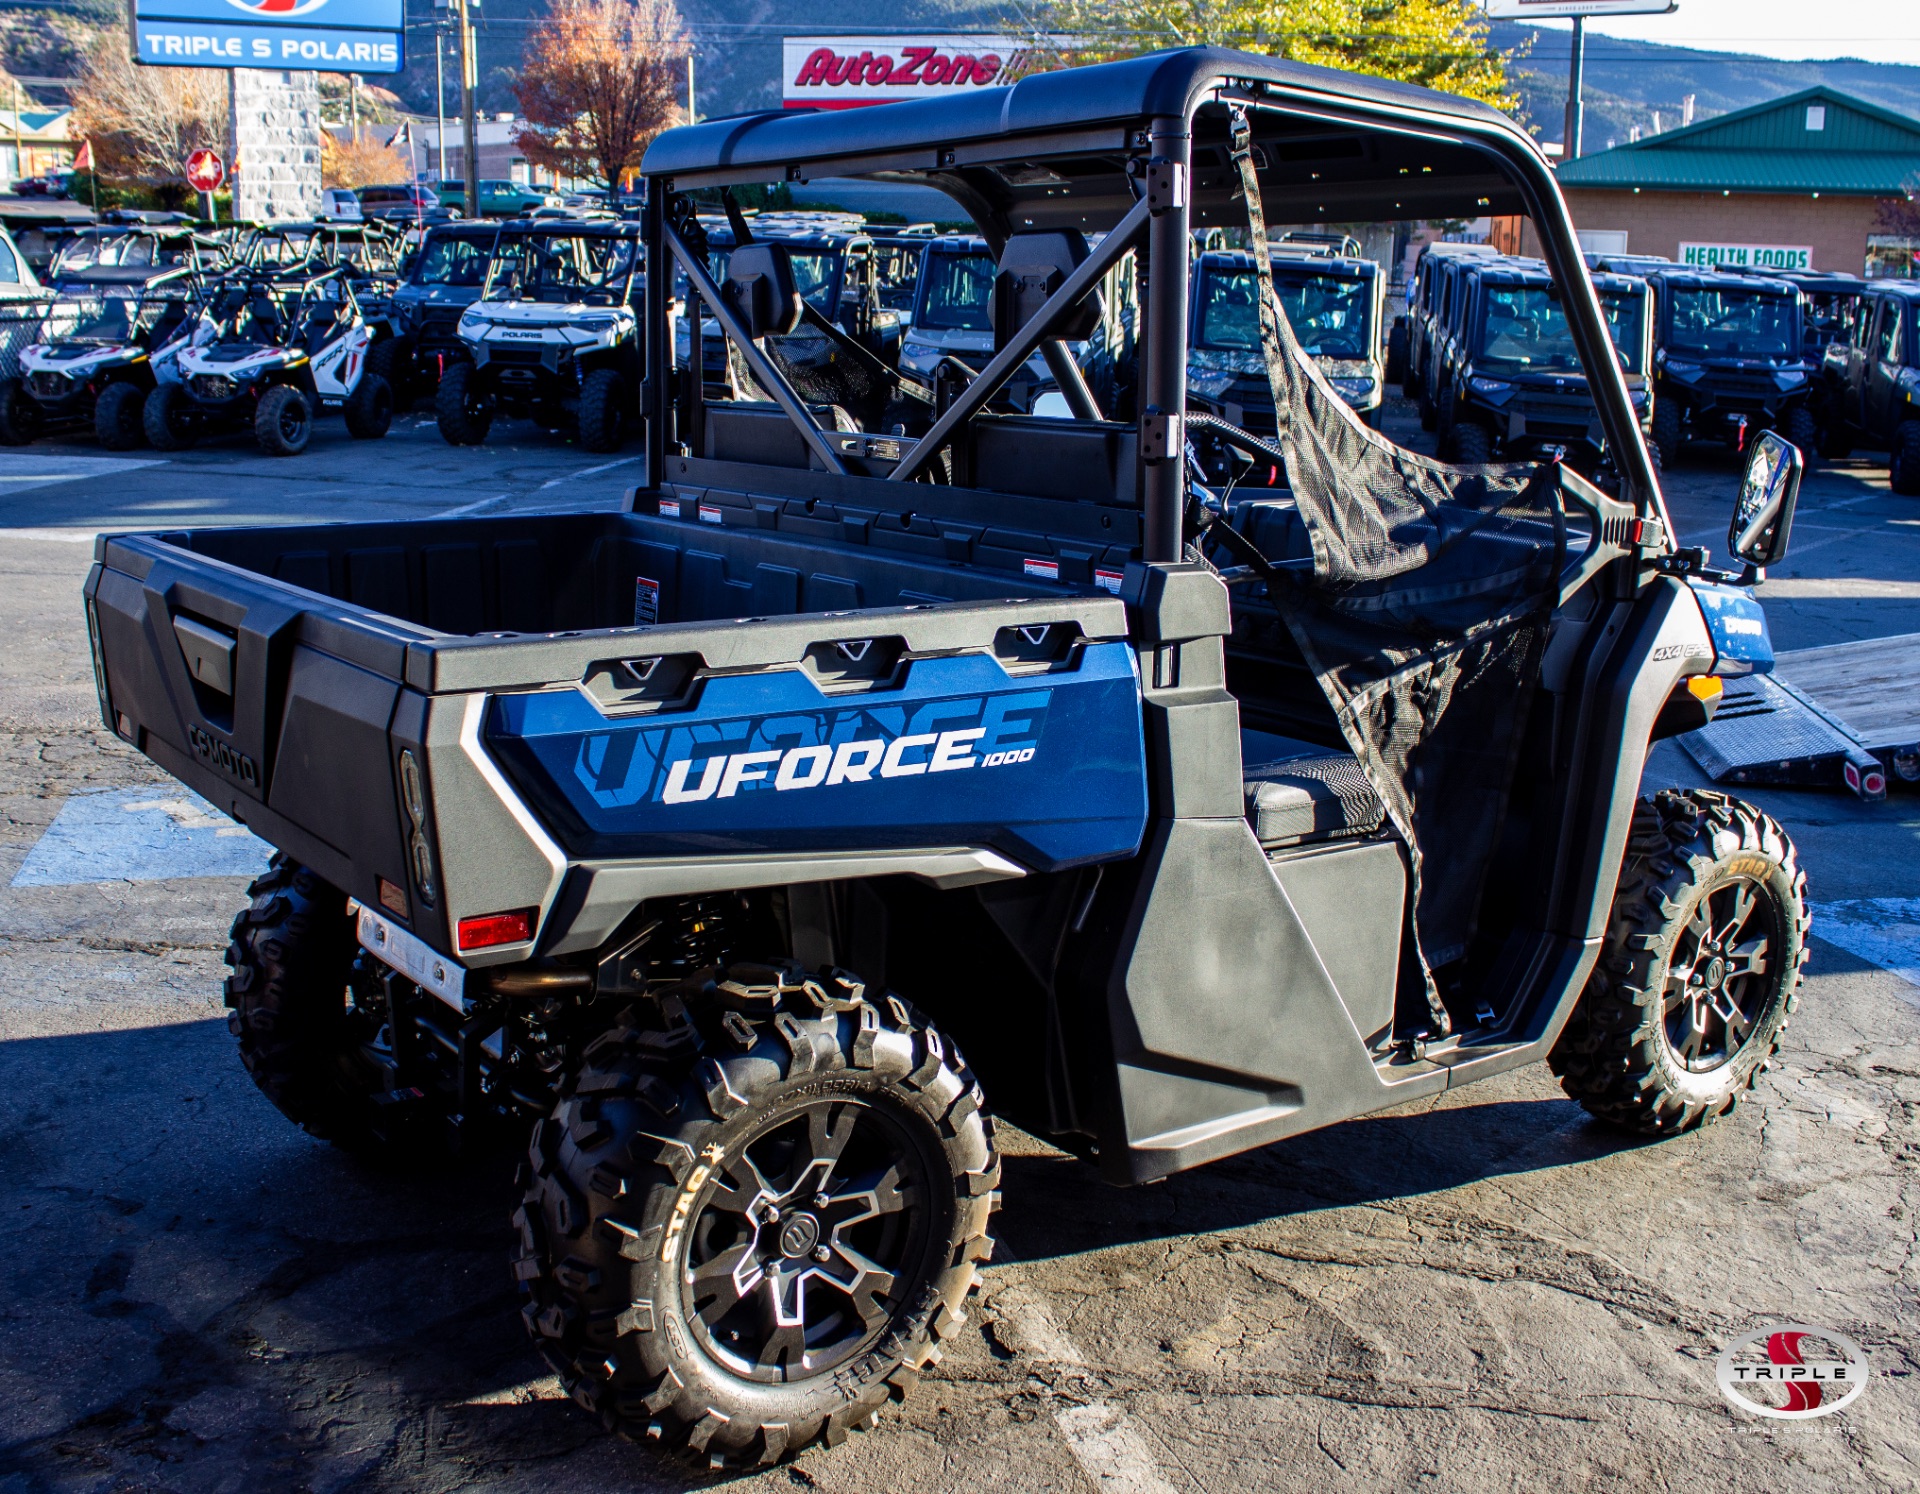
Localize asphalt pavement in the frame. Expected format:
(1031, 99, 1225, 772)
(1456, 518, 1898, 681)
(0, 407, 1915, 1493)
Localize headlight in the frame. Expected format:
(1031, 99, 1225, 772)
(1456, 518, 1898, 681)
(1774, 367, 1808, 389)
(1664, 360, 1702, 380)
(1468, 375, 1514, 398)
(900, 338, 940, 373)
(1333, 377, 1376, 401)
(579, 314, 617, 329)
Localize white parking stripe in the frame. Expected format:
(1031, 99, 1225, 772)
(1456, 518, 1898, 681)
(993, 1283, 1181, 1492)
(1813, 899, 1920, 1004)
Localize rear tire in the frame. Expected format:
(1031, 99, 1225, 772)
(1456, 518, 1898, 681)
(1891, 420, 1920, 498)
(343, 372, 394, 440)
(142, 380, 197, 451)
(1549, 790, 1808, 1135)
(575, 366, 626, 453)
(367, 334, 410, 405)
(223, 855, 401, 1152)
(0, 377, 42, 445)
(436, 359, 492, 446)
(1817, 419, 1853, 461)
(512, 962, 998, 1469)
(94, 380, 147, 450)
(1384, 321, 1409, 387)
(254, 384, 312, 456)
(1651, 396, 1682, 468)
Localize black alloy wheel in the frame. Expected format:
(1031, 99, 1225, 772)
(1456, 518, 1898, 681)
(1659, 873, 1782, 1073)
(683, 1095, 935, 1383)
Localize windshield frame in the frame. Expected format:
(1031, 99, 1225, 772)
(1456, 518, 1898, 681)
(1192, 257, 1379, 360)
(1468, 276, 1648, 377)
(1661, 283, 1801, 362)
(482, 230, 640, 304)
(912, 246, 994, 334)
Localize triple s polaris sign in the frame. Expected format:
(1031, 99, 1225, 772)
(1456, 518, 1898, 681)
(133, 0, 405, 75)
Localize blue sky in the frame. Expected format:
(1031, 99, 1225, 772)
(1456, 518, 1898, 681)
(1560, 0, 1919, 68)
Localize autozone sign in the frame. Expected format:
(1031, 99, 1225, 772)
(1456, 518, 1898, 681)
(783, 35, 1046, 109)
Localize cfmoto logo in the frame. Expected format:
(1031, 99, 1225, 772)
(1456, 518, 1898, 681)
(225, 0, 330, 15)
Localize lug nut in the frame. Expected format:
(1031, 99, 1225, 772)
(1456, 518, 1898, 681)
(814, 1246, 831, 1262)
(813, 1193, 830, 1209)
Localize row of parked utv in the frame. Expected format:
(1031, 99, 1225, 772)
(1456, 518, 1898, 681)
(1393, 242, 1920, 493)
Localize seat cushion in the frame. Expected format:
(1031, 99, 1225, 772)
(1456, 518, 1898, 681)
(1244, 751, 1384, 848)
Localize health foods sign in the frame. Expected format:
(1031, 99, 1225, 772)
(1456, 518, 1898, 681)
(782, 35, 1052, 109)
(1681, 242, 1814, 272)
(132, 0, 405, 75)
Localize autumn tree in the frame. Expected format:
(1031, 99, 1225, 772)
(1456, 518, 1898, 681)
(321, 132, 410, 190)
(512, 0, 687, 192)
(1030, 0, 1516, 111)
(68, 23, 225, 206)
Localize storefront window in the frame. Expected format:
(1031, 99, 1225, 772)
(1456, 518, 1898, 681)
(1867, 236, 1918, 280)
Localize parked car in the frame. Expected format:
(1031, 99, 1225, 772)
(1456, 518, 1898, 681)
(1816, 279, 1920, 491)
(320, 188, 366, 223)
(11, 172, 70, 197)
(83, 45, 1812, 1472)
(435, 179, 561, 217)
(367, 218, 499, 406)
(1187, 244, 1386, 483)
(0, 225, 225, 448)
(1428, 256, 1653, 468)
(1642, 267, 1816, 464)
(357, 182, 444, 224)
(436, 218, 642, 451)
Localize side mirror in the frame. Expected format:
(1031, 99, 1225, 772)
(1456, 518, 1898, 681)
(1728, 428, 1802, 568)
(722, 243, 804, 338)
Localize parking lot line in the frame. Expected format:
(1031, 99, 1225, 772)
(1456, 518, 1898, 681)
(1811, 898, 1920, 1003)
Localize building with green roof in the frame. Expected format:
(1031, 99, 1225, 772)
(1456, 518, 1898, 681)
(1533, 87, 1920, 277)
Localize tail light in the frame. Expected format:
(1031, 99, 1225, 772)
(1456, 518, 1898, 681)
(458, 909, 535, 951)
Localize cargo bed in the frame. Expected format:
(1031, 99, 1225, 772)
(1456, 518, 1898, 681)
(85, 503, 1147, 965)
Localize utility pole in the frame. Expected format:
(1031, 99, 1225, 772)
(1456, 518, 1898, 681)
(456, 0, 479, 218)
(1562, 15, 1586, 162)
(435, 28, 448, 184)
(11, 79, 22, 187)
(349, 73, 359, 143)
(686, 50, 696, 126)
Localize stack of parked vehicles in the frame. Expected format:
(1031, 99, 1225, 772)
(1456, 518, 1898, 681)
(369, 218, 499, 408)
(1817, 278, 1920, 493)
(0, 221, 227, 447)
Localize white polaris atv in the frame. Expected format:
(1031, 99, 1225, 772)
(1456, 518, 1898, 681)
(435, 219, 642, 453)
(146, 265, 396, 457)
(0, 227, 223, 449)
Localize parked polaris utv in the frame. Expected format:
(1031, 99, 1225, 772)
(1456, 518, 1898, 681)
(1644, 267, 1816, 464)
(1188, 243, 1385, 482)
(679, 219, 911, 431)
(436, 218, 642, 453)
(148, 263, 394, 456)
(86, 48, 1813, 1471)
(366, 219, 499, 407)
(1429, 256, 1653, 468)
(1400, 239, 1498, 415)
(1816, 279, 1920, 491)
(893, 231, 1140, 425)
(0, 226, 223, 448)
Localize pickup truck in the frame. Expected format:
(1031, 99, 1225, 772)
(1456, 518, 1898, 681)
(87, 46, 1813, 1470)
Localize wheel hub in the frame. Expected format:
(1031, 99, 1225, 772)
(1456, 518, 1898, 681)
(1663, 875, 1780, 1073)
(775, 1210, 821, 1260)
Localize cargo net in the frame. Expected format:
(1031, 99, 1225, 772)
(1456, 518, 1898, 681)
(1228, 115, 1567, 1032)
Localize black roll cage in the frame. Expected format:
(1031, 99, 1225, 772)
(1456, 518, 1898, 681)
(639, 51, 1673, 559)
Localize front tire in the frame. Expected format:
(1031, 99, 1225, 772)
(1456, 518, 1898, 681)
(1783, 404, 1818, 464)
(1549, 790, 1809, 1135)
(0, 377, 43, 445)
(254, 384, 312, 456)
(436, 359, 492, 446)
(1450, 419, 1493, 464)
(1651, 396, 1682, 468)
(1891, 419, 1920, 498)
(513, 962, 998, 1469)
(94, 380, 147, 450)
(143, 381, 197, 451)
(575, 366, 627, 453)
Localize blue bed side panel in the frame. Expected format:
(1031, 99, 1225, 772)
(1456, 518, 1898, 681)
(486, 642, 1150, 871)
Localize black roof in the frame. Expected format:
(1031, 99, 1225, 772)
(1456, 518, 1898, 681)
(496, 216, 641, 236)
(1199, 249, 1377, 278)
(1641, 267, 1797, 294)
(644, 45, 1512, 179)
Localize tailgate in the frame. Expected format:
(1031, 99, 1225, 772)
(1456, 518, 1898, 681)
(84, 532, 428, 908)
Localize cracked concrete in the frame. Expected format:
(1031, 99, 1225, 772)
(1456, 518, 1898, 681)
(0, 419, 1915, 1491)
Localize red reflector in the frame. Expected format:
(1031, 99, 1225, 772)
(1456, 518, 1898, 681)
(457, 908, 534, 950)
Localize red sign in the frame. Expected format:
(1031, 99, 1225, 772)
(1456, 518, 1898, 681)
(782, 35, 1044, 109)
(186, 148, 225, 193)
